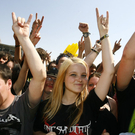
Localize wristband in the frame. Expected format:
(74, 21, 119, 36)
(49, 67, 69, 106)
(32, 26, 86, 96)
(15, 45, 21, 47)
(91, 48, 99, 54)
(97, 34, 109, 43)
(83, 32, 91, 38)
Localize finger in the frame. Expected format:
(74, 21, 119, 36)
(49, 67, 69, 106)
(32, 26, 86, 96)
(36, 33, 40, 37)
(99, 15, 103, 25)
(17, 17, 22, 26)
(41, 16, 44, 25)
(21, 18, 25, 25)
(36, 25, 42, 33)
(27, 14, 33, 25)
(36, 13, 38, 20)
(78, 41, 80, 45)
(96, 8, 99, 19)
(115, 40, 117, 44)
(81, 36, 83, 42)
(118, 38, 122, 43)
(32, 24, 38, 35)
(12, 12, 17, 24)
(106, 11, 109, 26)
(49, 52, 52, 55)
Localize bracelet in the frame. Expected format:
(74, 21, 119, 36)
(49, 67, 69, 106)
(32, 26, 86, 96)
(15, 45, 21, 47)
(91, 48, 99, 54)
(97, 34, 109, 43)
(83, 32, 91, 38)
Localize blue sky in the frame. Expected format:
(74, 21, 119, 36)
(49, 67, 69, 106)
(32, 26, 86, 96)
(0, 0, 135, 66)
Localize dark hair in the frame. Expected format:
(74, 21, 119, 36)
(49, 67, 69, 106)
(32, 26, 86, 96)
(12, 63, 21, 85)
(48, 60, 56, 70)
(0, 64, 12, 83)
(36, 48, 47, 61)
(90, 63, 96, 69)
(88, 72, 101, 81)
(0, 51, 8, 60)
(5, 54, 14, 65)
(56, 53, 70, 65)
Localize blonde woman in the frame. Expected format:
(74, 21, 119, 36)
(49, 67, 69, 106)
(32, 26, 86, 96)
(33, 8, 114, 135)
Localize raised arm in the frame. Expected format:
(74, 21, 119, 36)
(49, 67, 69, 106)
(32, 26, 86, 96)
(95, 8, 114, 101)
(12, 12, 46, 107)
(13, 57, 29, 95)
(78, 23, 92, 56)
(117, 33, 135, 91)
(84, 42, 101, 67)
(13, 34, 22, 63)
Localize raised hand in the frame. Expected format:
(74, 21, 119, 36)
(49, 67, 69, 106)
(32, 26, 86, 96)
(31, 13, 44, 31)
(96, 8, 109, 37)
(78, 22, 89, 33)
(30, 24, 41, 46)
(92, 41, 102, 53)
(112, 38, 122, 54)
(78, 36, 85, 53)
(12, 12, 33, 38)
(30, 13, 44, 46)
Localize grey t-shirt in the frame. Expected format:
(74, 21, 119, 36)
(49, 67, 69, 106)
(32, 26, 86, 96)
(0, 89, 39, 135)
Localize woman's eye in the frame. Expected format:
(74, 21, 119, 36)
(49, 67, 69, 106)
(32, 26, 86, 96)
(81, 74, 86, 78)
(70, 74, 76, 76)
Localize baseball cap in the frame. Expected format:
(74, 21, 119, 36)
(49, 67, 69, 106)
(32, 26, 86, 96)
(47, 67, 58, 77)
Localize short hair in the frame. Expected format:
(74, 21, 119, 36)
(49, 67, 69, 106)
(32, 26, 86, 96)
(36, 48, 47, 61)
(48, 60, 56, 70)
(56, 53, 70, 65)
(0, 64, 12, 83)
(12, 63, 21, 84)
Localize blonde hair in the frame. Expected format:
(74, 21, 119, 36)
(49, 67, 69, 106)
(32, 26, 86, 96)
(43, 57, 89, 127)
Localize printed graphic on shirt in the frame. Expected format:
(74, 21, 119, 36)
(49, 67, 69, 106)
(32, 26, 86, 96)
(44, 121, 91, 135)
(0, 114, 21, 135)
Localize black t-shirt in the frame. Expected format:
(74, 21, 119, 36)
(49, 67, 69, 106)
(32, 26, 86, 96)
(92, 108, 118, 135)
(116, 77, 135, 133)
(33, 89, 106, 135)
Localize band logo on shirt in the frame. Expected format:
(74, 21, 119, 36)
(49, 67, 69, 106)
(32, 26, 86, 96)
(44, 121, 91, 135)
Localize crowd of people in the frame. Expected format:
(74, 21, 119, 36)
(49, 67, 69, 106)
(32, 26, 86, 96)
(0, 7, 135, 135)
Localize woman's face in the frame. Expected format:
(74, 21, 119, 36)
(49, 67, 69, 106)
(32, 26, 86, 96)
(64, 63, 88, 95)
(88, 76, 99, 92)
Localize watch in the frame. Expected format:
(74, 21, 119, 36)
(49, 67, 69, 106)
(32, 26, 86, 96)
(83, 32, 90, 38)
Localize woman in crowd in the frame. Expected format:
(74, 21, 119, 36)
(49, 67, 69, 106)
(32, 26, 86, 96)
(33, 8, 114, 135)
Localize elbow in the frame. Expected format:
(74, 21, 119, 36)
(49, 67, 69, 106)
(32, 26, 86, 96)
(36, 68, 46, 82)
(122, 45, 135, 60)
(40, 69, 46, 82)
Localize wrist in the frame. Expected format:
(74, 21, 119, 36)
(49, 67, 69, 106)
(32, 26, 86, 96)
(83, 32, 90, 38)
(91, 48, 99, 55)
(98, 34, 109, 43)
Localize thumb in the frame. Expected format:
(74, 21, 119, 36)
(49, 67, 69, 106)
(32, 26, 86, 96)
(102, 129, 107, 134)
